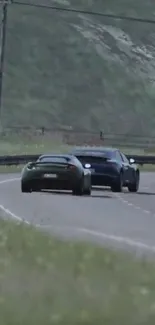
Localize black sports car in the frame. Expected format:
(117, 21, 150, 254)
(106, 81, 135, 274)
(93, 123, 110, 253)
(21, 154, 92, 195)
(70, 147, 140, 192)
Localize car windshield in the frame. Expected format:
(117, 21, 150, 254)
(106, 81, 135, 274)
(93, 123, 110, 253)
(74, 150, 112, 159)
(38, 156, 70, 163)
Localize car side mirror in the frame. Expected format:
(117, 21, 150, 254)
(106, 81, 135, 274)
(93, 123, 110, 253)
(129, 158, 135, 164)
(27, 162, 35, 169)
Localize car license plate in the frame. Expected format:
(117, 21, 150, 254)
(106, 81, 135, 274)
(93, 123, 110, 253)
(44, 173, 57, 178)
(90, 168, 95, 173)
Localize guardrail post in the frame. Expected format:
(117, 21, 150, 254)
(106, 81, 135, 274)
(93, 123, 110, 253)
(0, 0, 12, 131)
(100, 131, 104, 140)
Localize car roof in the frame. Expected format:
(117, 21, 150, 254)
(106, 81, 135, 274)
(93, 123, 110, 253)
(39, 154, 74, 159)
(71, 146, 118, 153)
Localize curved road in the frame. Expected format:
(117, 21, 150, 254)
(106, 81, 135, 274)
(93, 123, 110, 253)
(1, 172, 155, 256)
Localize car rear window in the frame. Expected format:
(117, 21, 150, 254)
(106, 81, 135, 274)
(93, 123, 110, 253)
(38, 156, 70, 163)
(76, 155, 109, 164)
(73, 150, 112, 158)
(74, 151, 112, 162)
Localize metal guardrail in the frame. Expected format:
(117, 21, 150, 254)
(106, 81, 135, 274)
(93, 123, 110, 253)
(0, 154, 155, 166)
(0, 154, 39, 166)
(126, 155, 155, 165)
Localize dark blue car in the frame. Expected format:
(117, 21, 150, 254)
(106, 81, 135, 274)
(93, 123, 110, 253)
(70, 147, 140, 192)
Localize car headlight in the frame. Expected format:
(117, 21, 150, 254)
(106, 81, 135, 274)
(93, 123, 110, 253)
(85, 163, 91, 168)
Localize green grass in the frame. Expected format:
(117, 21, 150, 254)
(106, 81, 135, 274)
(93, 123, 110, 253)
(0, 165, 24, 173)
(140, 165, 155, 172)
(0, 137, 154, 173)
(0, 218, 155, 324)
(0, 139, 70, 155)
(0, 135, 154, 156)
(1, 0, 155, 135)
(0, 164, 155, 174)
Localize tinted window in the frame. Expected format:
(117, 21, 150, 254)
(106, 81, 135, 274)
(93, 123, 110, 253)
(115, 151, 123, 162)
(121, 153, 129, 163)
(72, 156, 82, 167)
(75, 155, 108, 164)
(73, 150, 112, 159)
(38, 156, 70, 163)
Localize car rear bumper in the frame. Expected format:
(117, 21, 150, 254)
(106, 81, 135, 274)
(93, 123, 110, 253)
(25, 175, 80, 190)
(91, 173, 118, 186)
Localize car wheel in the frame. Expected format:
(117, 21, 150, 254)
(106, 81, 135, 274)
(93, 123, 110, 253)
(32, 185, 40, 192)
(128, 171, 139, 193)
(21, 181, 31, 193)
(111, 172, 123, 192)
(83, 184, 91, 196)
(72, 178, 84, 196)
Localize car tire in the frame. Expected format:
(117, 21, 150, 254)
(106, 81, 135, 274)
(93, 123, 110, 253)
(83, 185, 91, 196)
(21, 181, 31, 193)
(32, 186, 40, 192)
(111, 172, 123, 192)
(72, 178, 84, 196)
(128, 171, 139, 193)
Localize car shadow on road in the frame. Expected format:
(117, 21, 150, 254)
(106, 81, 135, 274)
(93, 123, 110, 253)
(123, 191, 155, 196)
(136, 191, 155, 196)
(92, 186, 111, 191)
(91, 194, 113, 198)
(41, 190, 71, 195)
(41, 190, 113, 199)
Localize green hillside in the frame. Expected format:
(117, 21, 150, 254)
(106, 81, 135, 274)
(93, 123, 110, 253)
(1, 0, 155, 134)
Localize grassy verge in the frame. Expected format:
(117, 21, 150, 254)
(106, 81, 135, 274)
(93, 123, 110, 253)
(139, 165, 155, 172)
(0, 139, 70, 155)
(0, 219, 155, 324)
(0, 136, 155, 156)
(0, 165, 24, 174)
(0, 164, 155, 174)
(0, 137, 154, 174)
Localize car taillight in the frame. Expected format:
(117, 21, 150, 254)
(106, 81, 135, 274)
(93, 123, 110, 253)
(27, 163, 36, 170)
(27, 166, 35, 170)
(68, 164, 76, 170)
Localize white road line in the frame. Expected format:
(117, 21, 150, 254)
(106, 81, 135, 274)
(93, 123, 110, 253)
(0, 203, 30, 224)
(0, 177, 19, 184)
(81, 228, 155, 252)
(37, 224, 155, 253)
(0, 177, 26, 223)
(0, 177, 155, 253)
(115, 192, 154, 216)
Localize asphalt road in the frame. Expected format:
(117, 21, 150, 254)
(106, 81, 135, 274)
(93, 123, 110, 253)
(1, 172, 155, 256)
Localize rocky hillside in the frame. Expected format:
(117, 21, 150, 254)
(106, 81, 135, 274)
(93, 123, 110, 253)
(2, 0, 155, 135)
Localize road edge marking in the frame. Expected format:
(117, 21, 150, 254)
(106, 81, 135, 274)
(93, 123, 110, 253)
(0, 177, 19, 184)
(37, 223, 155, 253)
(0, 177, 29, 223)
